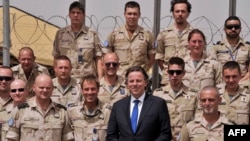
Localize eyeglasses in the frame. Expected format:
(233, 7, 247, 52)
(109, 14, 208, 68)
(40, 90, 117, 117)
(225, 24, 241, 30)
(0, 76, 12, 81)
(10, 88, 25, 93)
(105, 62, 119, 68)
(167, 70, 183, 75)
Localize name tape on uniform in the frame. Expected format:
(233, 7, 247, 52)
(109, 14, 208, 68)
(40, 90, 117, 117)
(224, 125, 250, 140)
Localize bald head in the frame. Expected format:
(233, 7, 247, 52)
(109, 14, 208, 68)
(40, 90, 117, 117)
(10, 79, 27, 105)
(33, 74, 53, 101)
(199, 85, 221, 115)
(34, 74, 52, 85)
(102, 52, 120, 76)
(10, 79, 26, 88)
(103, 52, 119, 62)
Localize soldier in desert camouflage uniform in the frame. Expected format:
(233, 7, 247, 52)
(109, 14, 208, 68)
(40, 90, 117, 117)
(98, 52, 129, 105)
(11, 47, 49, 98)
(102, 1, 155, 77)
(182, 29, 221, 91)
(51, 55, 82, 108)
(217, 61, 250, 125)
(0, 79, 27, 141)
(6, 74, 74, 141)
(53, 1, 103, 79)
(179, 86, 233, 141)
(0, 67, 14, 141)
(155, 0, 193, 85)
(68, 74, 111, 141)
(209, 16, 250, 83)
(153, 57, 197, 141)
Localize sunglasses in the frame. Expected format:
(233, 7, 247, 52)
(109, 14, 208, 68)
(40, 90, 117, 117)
(105, 62, 119, 68)
(10, 88, 25, 93)
(225, 24, 241, 30)
(167, 70, 183, 75)
(0, 76, 12, 81)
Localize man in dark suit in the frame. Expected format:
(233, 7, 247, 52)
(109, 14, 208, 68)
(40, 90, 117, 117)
(107, 66, 172, 141)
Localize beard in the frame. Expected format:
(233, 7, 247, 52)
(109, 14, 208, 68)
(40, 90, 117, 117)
(226, 31, 239, 39)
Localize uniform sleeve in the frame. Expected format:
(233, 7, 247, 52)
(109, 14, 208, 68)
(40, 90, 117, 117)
(155, 32, 165, 60)
(213, 60, 222, 85)
(6, 107, 21, 141)
(178, 123, 190, 141)
(52, 30, 60, 57)
(62, 110, 74, 141)
(102, 32, 114, 53)
(208, 45, 218, 60)
(93, 31, 103, 58)
(147, 31, 156, 55)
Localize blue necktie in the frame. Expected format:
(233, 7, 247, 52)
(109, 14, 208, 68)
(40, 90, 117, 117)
(131, 100, 140, 133)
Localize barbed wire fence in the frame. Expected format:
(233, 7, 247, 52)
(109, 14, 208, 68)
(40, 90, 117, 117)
(1, 13, 250, 63)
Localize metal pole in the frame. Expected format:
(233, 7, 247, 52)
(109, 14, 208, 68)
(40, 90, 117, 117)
(152, 0, 161, 91)
(79, 0, 86, 25)
(229, 0, 236, 16)
(2, 0, 11, 66)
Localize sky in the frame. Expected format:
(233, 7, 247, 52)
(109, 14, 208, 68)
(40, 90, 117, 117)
(1, 0, 250, 47)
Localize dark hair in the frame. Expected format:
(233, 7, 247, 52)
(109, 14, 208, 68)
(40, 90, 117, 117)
(222, 61, 241, 75)
(0, 66, 14, 78)
(124, 1, 140, 13)
(168, 57, 185, 70)
(69, 1, 85, 13)
(19, 47, 35, 58)
(188, 29, 207, 45)
(125, 66, 148, 84)
(81, 73, 100, 89)
(224, 16, 241, 27)
(170, 0, 192, 13)
(54, 55, 72, 67)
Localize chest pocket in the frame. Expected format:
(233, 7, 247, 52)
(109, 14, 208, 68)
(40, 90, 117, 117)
(114, 41, 130, 65)
(78, 44, 95, 62)
(131, 40, 148, 64)
(236, 106, 250, 125)
(181, 106, 195, 123)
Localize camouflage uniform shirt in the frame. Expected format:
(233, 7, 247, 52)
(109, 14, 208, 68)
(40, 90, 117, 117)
(53, 25, 103, 78)
(68, 100, 111, 141)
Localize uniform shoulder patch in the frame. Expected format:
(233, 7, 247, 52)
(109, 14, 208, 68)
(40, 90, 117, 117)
(8, 118, 14, 126)
(55, 103, 67, 110)
(17, 103, 29, 109)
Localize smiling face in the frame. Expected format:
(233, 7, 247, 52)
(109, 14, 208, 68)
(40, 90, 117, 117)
(188, 33, 205, 55)
(200, 88, 221, 115)
(102, 53, 119, 77)
(223, 68, 241, 91)
(126, 71, 147, 99)
(82, 80, 99, 104)
(124, 7, 140, 29)
(18, 49, 35, 73)
(10, 79, 27, 104)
